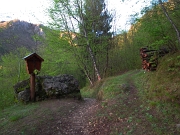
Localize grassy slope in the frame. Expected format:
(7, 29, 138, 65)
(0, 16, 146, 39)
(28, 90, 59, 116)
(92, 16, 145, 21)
(1, 52, 180, 134)
(81, 51, 180, 134)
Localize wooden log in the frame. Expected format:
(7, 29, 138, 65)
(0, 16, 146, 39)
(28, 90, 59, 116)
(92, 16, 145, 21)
(140, 47, 169, 71)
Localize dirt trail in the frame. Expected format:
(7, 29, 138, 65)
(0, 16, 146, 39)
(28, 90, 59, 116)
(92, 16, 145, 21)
(2, 72, 139, 135)
(53, 98, 100, 135)
(4, 71, 177, 135)
(1, 98, 100, 135)
(35, 98, 100, 135)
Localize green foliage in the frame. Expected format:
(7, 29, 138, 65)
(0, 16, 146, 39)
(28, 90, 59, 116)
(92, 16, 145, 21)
(81, 70, 138, 100)
(0, 103, 38, 129)
(147, 51, 180, 103)
(1, 0, 180, 113)
(9, 114, 24, 122)
(80, 0, 113, 81)
(133, 2, 180, 51)
(0, 47, 30, 110)
(150, 36, 171, 50)
(39, 27, 87, 87)
(109, 32, 142, 73)
(48, 0, 113, 84)
(81, 69, 180, 134)
(108, 1, 180, 75)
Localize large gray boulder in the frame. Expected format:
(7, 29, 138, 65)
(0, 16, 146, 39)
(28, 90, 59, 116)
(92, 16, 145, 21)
(13, 74, 82, 102)
(17, 88, 30, 102)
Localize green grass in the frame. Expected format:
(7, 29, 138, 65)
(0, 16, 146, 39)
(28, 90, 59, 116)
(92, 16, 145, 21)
(1, 52, 180, 134)
(147, 52, 180, 103)
(81, 67, 180, 134)
(0, 80, 15, 110)
(81, 70, 139, 100)
(0, 103, 38, 130)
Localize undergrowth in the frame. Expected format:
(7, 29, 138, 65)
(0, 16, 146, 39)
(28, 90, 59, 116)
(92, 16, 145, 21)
(1, 52, 180, 134)
(81, 61, 180, 134)
(0, 103, 38, 133)
(81, 70, 138, 100)
(147, 52, 180, 103)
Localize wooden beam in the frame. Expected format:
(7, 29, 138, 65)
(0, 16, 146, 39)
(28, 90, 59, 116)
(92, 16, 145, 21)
(30, 73, 35, 101)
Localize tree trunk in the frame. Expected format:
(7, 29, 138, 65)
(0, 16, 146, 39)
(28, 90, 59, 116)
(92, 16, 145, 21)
(159, 0, 180, 48)
(86, 41, 101, 81)
(60, 9, 95, 85)
(77, 0, 102, 81)
(103, 45, 109, 78)
(83, 68, 93, 86)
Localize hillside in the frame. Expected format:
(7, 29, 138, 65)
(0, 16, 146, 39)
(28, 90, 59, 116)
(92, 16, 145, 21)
(1, 1, 180, 134)
(0, 19, 45, 56)
(0, 69, 180, 135)
(1, 56, 179, 134)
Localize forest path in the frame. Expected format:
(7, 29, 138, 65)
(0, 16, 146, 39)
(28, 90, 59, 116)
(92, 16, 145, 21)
(3, 70, 173, 135)
(2, 71, 140, 135)
(32, 98, 100, 135)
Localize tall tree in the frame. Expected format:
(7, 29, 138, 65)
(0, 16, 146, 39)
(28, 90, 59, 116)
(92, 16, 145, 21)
(48, 0, 112, 84)
(159, 0, 180, 48)
(48, 0, 101, 84)
(81, 0, 113, 79)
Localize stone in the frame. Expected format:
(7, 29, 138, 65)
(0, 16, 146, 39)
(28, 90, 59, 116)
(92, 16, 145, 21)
(13, 74, 82, 102)
(17, 88, 30, 102)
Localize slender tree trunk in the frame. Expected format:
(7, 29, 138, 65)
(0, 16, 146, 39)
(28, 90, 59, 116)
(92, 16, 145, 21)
(159, 0, 180, 48)
(51, 0, 102, 82)
(60, 10, 95, 85)
(83, 67, 93, 86)
(103, 45, 109, 78)
(86, 40, 101, 81)
(67, 18, 95, 85)
(77, 0, 102, 81)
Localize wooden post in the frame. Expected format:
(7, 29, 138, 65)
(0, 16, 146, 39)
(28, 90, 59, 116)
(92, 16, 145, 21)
(24, 53, 44, 102)
(30, 73, 35, 101)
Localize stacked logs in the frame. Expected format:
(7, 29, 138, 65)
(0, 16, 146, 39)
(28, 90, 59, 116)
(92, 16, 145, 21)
(140, 47, 169, 71)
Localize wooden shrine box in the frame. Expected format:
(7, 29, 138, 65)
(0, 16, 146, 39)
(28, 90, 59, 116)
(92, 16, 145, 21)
(23, 53, 44, 101)
(24, 53, 44, 74)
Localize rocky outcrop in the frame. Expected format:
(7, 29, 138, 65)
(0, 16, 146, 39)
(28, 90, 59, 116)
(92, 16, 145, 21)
(17, 88, 31, 102)
(0, 19, 45, 56)
(13, 74, 82, 102)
